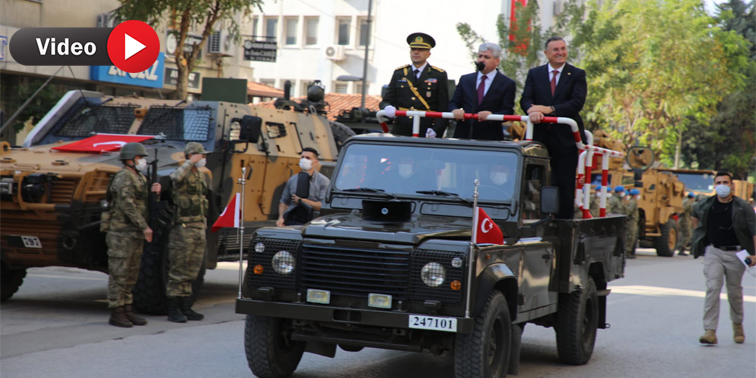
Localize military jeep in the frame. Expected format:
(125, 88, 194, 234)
(235, 135, 626, 378)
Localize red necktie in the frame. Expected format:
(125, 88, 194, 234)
(477, 75, 487, 105)
(550, 70, 559, 96)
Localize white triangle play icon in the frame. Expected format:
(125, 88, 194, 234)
(124, 33, 146, 60)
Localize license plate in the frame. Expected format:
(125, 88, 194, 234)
(21, 236, 42, 249)
(408, 315, 457, 333)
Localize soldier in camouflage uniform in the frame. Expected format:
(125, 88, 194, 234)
(591, 186, 610, 218)
(626, 188, 640, 259)
(608, 186, 628, 215)
(105, 142, 161, 327)
(166, 142, 210, 323)
(678, 192, 695, 256)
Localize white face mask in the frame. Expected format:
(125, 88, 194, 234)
(398, 164, 413, 179)
(195, 158, 207, 168)
(299, 157, 313, 171)
(135, 158, 148, 172)
(490, 172, 508, 185)
(715, 184, 731, 198)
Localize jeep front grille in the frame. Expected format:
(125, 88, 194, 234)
(409, 250, 466, 304)
(300, 244, 410, 299)
(246, 237, 300, 290)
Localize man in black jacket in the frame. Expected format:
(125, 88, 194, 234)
(521, 36, 587, 219)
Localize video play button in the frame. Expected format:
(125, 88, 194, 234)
(107, 20, 159, 73)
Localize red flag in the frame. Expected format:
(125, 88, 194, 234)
(51, 134, 154, 153)
(474, 207, 504, 245)
(212, 193, 240, 233)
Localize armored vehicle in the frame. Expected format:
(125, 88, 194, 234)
(236, 134, 626, 378)
(0, 89, 354, 312)
(657, 168, 754, 202)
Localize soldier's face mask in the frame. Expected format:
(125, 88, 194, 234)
(196, 158, 207, 168)
(135, 158, 148, 172)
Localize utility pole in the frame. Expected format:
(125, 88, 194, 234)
(360, 0, 373, 109)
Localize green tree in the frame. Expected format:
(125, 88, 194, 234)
(117, 0, 262, 100)
(580, 0, 751, 167)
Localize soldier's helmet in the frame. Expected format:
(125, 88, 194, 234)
(119, 142, 148, 160)
(184, 142, 210, 155)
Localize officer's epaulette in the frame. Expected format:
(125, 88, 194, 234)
(395, 64, 410, 71)
(430, 65, 445, 73)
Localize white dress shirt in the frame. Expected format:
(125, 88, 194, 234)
(548, 63, 564, 86)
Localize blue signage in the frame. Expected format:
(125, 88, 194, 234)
(90, 53, 165, 88)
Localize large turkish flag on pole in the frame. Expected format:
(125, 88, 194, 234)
(51, 134, 154, 153)
(212, 193, 240, 233)
(474, 207, 504, 245)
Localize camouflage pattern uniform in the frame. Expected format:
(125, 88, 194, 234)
(626, 196, 639, 256)
(679, 197, 693, 251)
(608, 193, 627, 215)
(106, 168, 149, 309)
(167, 145, 209, 298)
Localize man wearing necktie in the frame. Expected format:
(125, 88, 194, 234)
(380, 32, 449, 137)
(448, 42, 516, 141)
(521, 36, 587, 219)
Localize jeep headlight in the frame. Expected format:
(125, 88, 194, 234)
(271, 251, 295, 275)
(421, 262, 446, 287)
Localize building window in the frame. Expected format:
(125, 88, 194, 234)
(355, 82, 369, 95)
(333, 82, 348, 94)
(252, 17, 259, 37)
(285, 17, 298, 45)
(337, 18, 350, 46)
(358, 18, 370, 46)
(265, 18, 278, 40)
(260, 79, 275, 87)
(305, 17, 318, 46)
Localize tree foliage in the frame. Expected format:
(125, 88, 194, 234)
(116, 0, 262, 100)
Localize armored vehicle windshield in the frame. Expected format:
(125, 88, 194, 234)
(332, 142, 519, 202)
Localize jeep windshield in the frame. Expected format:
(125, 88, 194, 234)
(333, 143, 519, 202)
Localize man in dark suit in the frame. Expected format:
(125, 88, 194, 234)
(449, 42, 516, 141)
(521, 36, 587, 219)
(380, 32, 449, 137)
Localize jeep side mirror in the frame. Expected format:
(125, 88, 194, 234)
(541, 186, 560, 215)
(238, 116, 262, 144)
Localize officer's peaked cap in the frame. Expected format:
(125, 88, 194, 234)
(407, 32, 435, 49)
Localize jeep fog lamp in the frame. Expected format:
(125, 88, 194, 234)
(368, 293, 392, 309)
(307, 289, 330, 304)
(421, 262, 446, 287)
(271, 251, 295, 274)
(451, 257, 463, 268)
(254, 242, 265, 253)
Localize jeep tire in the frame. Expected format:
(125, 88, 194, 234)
(454, 291, 511, 378)
(1, 263, 27, 301)
(245, 315, 305, 378)
(555, 276, 598, 365)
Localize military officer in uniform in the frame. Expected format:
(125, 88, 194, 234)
(626, 188, 640, 259)
(105, 142, 161, 327)
(166, 142, 210, 323)
(380, 32, 449, 138)
(678, 191, 695, 256)
(608, 185, 628, 215)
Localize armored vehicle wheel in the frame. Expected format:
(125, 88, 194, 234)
(454, 291, 511, 378)
(245, 315, 305, 378)
(1, 264, 27, 301)
(132, 242, 206, 315)
(654, 219, 678, 257)
(330, 122, 356, 152)
(555, 276, 598, 365)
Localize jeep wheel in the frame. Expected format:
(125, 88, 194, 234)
(245, 315, 305, 378)
(555, 276, 598, 365)
(654, 219, 678, 257)
(132, 241, 206, 315)
(454, 291, 511, 378)
(1, 264, 27, 301)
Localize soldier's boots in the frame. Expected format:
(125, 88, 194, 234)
(626, 252, 637, 260)
(123, 304, 148, 326)
(699, 329, 717, 344)
(167, 297, 188, 323)
(109, 306, 133, 328)
(678, 248, 688, 256)
(180, 297, 204, 321)
(734, 323, 745, 344)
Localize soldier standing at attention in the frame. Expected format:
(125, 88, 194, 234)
(381, 32, 449, 138)
(678, 192, 695, 256)
(105, 142, 161, 327)
(626, 189, 640, 259)
(166, 142, 210, 323)
(608, 186, 628, 215)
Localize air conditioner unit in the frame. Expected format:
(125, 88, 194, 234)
(324, 45, 345, 61)
(96, 13, 118, 28)
(209, 31, 236, 57)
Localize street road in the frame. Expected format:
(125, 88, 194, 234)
(2, 249, 755, 378)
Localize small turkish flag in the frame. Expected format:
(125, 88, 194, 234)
(212, 193, 240, 233)
(474, 207, 504, 245)
(51, 134, 154, 153)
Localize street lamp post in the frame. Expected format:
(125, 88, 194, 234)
(361, 0, 373, 109)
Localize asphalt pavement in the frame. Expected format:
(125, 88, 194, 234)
(1, 249, 755, 378)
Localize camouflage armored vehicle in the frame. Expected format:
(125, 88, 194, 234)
(236, 134, 626, 378)
(657, 168, 755, 202)
(0, 88, 354, 312)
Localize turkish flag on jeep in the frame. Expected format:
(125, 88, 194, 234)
(51, 134, 154, 153)
(474, 207, 504, 245)
(212, 193, 240, 233)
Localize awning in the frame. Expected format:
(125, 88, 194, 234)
(247, 81, 284, 98)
